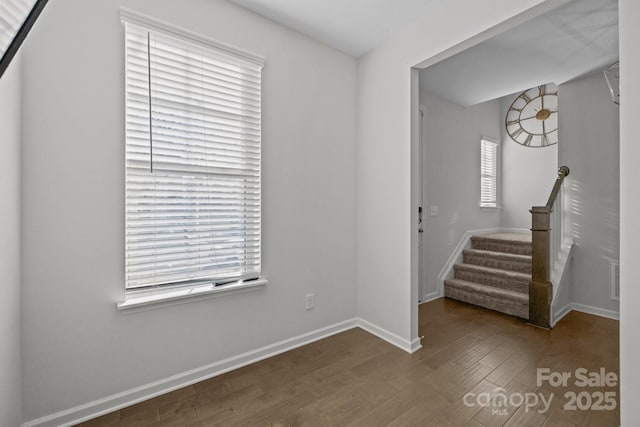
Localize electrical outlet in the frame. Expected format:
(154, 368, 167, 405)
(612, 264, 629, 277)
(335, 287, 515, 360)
(305, 293, 315, 310)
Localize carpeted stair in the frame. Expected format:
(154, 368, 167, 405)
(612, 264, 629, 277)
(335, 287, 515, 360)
(444, 233, 532, 319)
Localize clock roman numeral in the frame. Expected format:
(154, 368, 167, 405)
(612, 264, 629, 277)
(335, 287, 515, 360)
(506, 120, 520, 126)
(521, 93, 531, 102)
(539, 85, 546, 96)
(542, 134, 550, 146)
(510, 106, 522, 113)
(511, 128, 524, 140)
(523, 134, 533, 146)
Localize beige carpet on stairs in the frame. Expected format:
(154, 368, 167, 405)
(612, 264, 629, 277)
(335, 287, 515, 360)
(444, 232, 532, 319)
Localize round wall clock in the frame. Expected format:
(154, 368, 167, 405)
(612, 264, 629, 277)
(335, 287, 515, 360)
(505, 84, 558, 147)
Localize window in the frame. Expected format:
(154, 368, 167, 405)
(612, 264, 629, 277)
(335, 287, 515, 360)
(0, 0, 43, 78)
(122, 12, 264, 294)
(0, 0, 34, 57)
(480, 138, 499, 208)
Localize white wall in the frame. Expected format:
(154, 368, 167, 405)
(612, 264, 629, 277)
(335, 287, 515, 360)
(356, 0, 564, 346)
(500, 93, 558, 229)
(17, 0, 639, 423)
(558, 72, 619, 314)
(620, 1, 640, 424)
(20, 0, 357, 421)
(419, 90, 502, 299)
(0, 56, 23, 427)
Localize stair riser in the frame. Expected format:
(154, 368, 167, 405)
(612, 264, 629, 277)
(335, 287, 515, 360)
(454, 268, 529, 293)
(463, 253, 531, 274)
(445, 285, 529, 319)
(471, 239, 532, 256)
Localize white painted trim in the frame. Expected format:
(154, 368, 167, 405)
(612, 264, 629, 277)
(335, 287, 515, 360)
(420, 291, 443, 304)
(610, 262, 620, 301)
(409, 337, 423, 353)
(551, 241, 574, 300)
(357, 318, 422, 354)
(550, 241, 575, 327)
(117, 279, 268, 313)
(22, 316, 423, 426)
(22, 318, 359, 427)
(552, 303, 620, 328)
(119, 8, 265, 66)
(553, 303, 573, 326)
(571, 303, 620, 320)
(436, 227, 530, 295)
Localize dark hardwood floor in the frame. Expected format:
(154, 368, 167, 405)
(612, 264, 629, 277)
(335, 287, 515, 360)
(77, 298, 620, 426)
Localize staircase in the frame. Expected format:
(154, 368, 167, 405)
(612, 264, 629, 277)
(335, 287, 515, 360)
(444, 233, 532, 319)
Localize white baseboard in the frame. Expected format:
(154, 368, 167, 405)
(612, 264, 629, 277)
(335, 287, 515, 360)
(553, 303, 573, 326)
(356, 318, 422, 354)
(571, 303, 619, 320)
(410, 337, 423, 353)
(23, 318, 360, 427)
(31, 296, 614, 426)
(23, 316, 424, 427)
(420, 290, 443, 304)
(552, 303, 620, 328)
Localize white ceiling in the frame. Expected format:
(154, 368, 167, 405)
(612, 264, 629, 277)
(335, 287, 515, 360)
(229, 0, 437, 57)
(419, 0, 619, 106)
(229, 0, 618, 107)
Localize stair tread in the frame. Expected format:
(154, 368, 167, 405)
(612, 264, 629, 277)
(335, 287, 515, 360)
(445, 278, 529, 302)
(463, 249, 532, 262)
(454, 263, 531, 281)
(470, 234, 533, 256)
(472, 232, 532, 244)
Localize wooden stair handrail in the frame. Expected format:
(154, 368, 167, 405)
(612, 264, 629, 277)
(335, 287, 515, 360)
(546, 166, 570, 208)
(529, 166, 570, 328)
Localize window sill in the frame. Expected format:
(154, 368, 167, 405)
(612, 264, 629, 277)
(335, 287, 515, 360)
(480, 205, 501, 211)
(117, 278, 268, 313)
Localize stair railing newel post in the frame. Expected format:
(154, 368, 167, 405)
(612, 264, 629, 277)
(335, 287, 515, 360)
(529, 166, 570, 329)
(529, 206, 553, 328)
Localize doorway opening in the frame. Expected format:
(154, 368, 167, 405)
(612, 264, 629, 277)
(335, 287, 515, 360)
(411, 4, 620, 414)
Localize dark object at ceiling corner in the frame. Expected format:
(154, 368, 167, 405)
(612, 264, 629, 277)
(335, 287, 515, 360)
(0, 0, 49, 79)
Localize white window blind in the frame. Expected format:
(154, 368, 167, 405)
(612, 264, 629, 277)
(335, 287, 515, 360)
(123, 16, 264, 290)
(0, 0, 36, 58)
(480, 138, 498, 208)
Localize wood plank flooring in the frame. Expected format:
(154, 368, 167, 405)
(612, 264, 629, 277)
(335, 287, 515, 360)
(77, 298, 619, 426)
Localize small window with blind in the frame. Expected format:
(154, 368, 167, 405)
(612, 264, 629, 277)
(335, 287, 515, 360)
(480, 138, 499, 208)
(121, 11, 265, 304)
